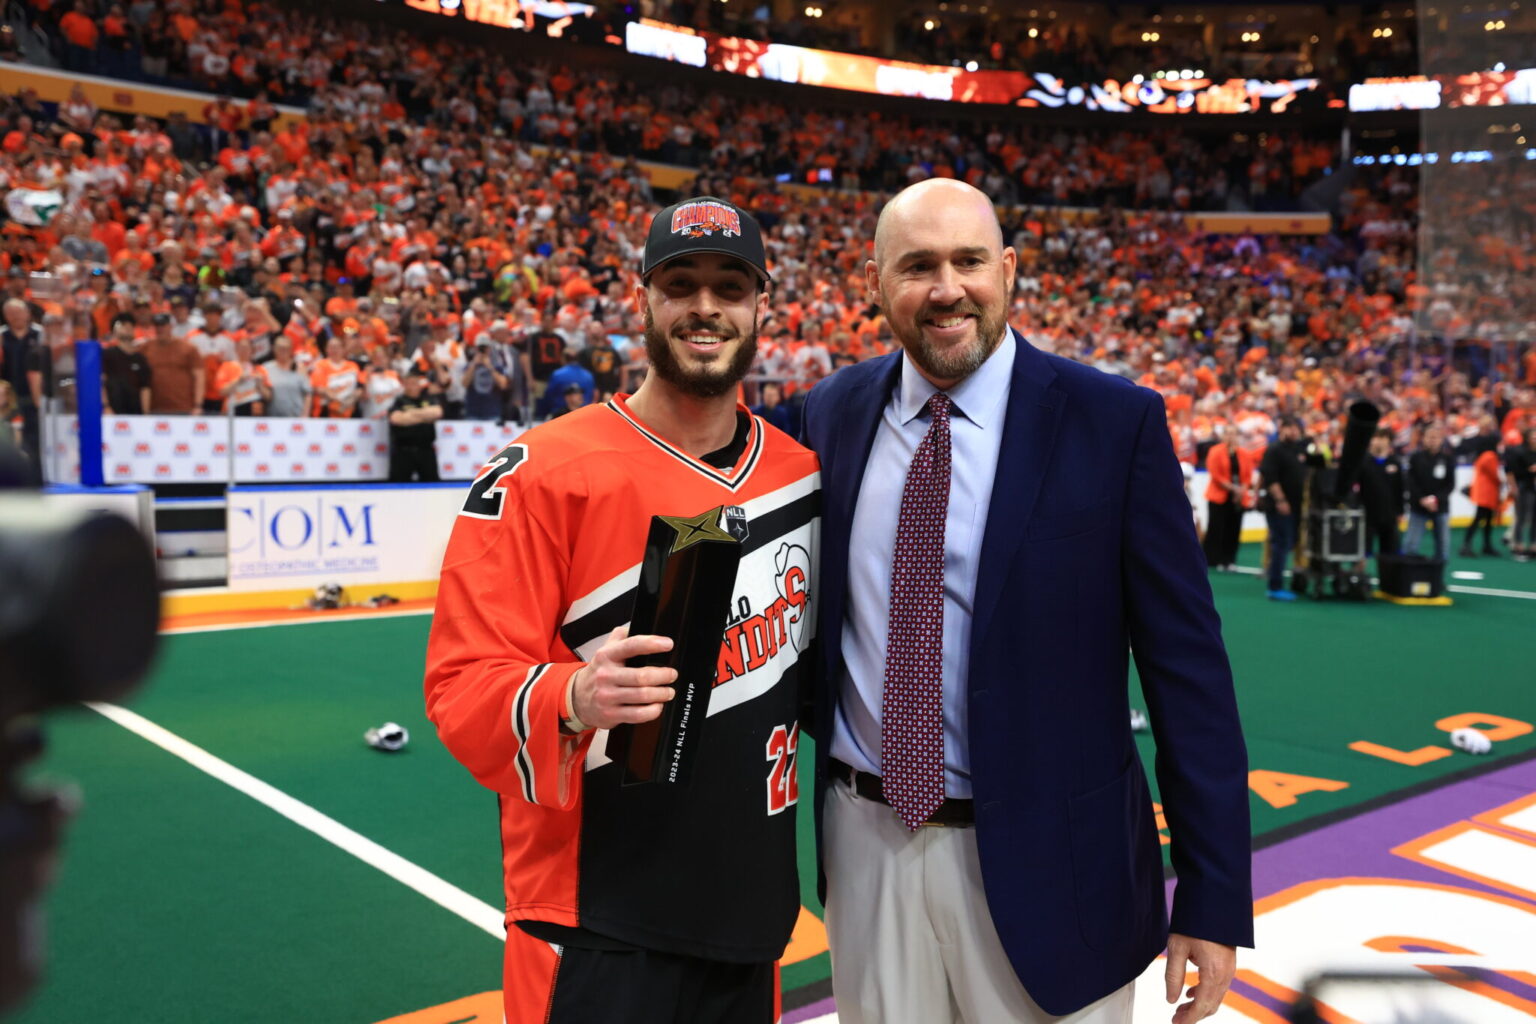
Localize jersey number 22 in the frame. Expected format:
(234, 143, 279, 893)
(766, 723, 800, 815)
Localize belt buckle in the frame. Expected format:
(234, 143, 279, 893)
(919, 812, 960, 828)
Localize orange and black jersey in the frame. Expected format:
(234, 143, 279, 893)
(528, 331, 567, 381)
(425, 395, 820, 963)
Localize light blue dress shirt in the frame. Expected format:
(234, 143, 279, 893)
(829, 331, 1015, 799)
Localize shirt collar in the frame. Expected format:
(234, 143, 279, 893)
(896, 328, 1015, 429)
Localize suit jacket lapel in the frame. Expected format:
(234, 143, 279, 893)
(972, 331, 1064, 649)
(820, 354, 901, 683)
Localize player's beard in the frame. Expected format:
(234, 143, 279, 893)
(883, 294, 1007, 384)
(643, 307, 759, 399)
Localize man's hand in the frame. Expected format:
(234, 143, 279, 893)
(1164, 934, 1236, 1023)
(570, 626, 677, 730)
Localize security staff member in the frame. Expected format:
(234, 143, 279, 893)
(387, 368, 443, 482)
(1404, 422, 1456, 561)
(1259, 416, 1308, 600)
(1, 299, 46, 483)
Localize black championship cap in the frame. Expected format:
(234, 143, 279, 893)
(642, 196, 771, 284)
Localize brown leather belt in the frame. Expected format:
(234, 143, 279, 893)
(829, 758, 975, 827)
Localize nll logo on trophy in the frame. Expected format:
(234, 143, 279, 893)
(721, 505, 749, 542)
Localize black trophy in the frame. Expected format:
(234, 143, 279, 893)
(609, 505, 744, 786)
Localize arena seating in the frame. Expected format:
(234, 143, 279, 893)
(1, 0, 1531, 473)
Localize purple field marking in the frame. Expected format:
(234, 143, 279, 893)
(1158, 756, 1536, 911)
(784, 995, 836, 1022)
(1227, 973, 1295, 1017)
(1248, 755, 1536, 900)
(794, 758, 1536, 1022)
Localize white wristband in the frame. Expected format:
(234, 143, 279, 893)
(562, 673, 590, 734)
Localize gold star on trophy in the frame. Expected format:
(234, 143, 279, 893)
(659, 507, 735, 554)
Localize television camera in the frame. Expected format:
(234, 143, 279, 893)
(1290, 401, 1381, 601)
(0, 443, 160, 1013)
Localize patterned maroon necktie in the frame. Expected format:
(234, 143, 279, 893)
(881, 392, 951, 831)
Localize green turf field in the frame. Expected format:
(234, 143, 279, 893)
(12, 545, 1536, 1022)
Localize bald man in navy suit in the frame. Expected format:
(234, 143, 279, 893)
(801, 179, 1252, 1024)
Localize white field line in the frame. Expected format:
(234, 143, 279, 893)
(86, 701, 505, 940)
(1446, 584, 1536, 600)
(1224, 563, 1536, 600)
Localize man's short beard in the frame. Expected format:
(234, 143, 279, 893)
(643, 307, 759, 399)
(883, 297, 1007, 384)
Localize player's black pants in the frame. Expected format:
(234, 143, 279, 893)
(504, 924, 778, 1024)
(388, 442, 440, 482)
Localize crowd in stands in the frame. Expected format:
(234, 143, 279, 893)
(7, 1, 1341, 206)
(1, 0, 1533, 497)
(15, 0, 1526, 112)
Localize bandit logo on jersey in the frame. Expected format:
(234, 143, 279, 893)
(717, 542, 812, 687)
(773, 542, 812, 653)
(671, 200, 742, 239)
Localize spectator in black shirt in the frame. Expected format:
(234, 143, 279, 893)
(1509, 427, 1536, 562)
(527, 313, 568, 399)
(463, 249, 494, 298)
(1259, 416, 1307, 600)
(1404, 422, 1456, 561)
(1358, 428, 1404, 558)
(101, 313, 151, 415)
(1, 298, 45, 482)
(579, 329, 623, 399)
(388, 370, 443, 483)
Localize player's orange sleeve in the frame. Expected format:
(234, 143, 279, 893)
(425, 446, 594, 808)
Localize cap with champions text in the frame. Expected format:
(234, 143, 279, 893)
(642, 196, 772, 284)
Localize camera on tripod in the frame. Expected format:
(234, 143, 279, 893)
(1290, 401, 1380, 601)
(0, 444, 160, 1012)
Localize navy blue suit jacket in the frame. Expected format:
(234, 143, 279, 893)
(801, 332, 1253, 1016)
